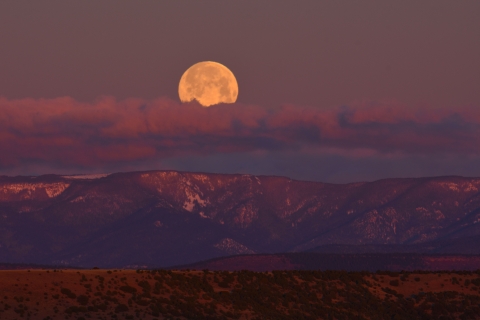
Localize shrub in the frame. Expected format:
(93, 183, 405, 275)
(471, 278, 480, 286)
(64, 306, 87, 314)
(135, 299, 149, 306)
(115, 304, 129, 313)
(61, 288, 76, 299)
(76, 295, 89, 306)
(97, 304, 107, 311)
(119, 285, 137, 294)
(138, 280, 151, 292)
(389, 280, 400, 287)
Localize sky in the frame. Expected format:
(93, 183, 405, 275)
(0, 1, 479, 183)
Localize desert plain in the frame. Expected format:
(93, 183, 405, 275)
(0, 268, 479, 319)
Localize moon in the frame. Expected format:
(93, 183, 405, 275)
(178, 61, 238, 107)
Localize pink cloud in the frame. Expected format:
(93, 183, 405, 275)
(0, 96, 478, 170)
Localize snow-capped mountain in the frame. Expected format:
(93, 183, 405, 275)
(0, 171, 479, 267)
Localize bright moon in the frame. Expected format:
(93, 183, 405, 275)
(178, 61, 238, 107)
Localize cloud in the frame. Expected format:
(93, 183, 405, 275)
(0, 96, 479, 174)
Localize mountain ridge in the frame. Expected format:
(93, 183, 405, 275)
(0, 170, 479, 268)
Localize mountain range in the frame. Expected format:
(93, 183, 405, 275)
(0, 171, 479, 268)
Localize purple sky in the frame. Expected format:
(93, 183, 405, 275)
(0, 1, 479, 182)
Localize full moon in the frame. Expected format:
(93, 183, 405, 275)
(178, 61, 238, 107)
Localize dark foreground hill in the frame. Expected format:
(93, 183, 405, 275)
(1, 171, 480, 268)
(179, 253, 480, 272)
(1, 269, 479, 319)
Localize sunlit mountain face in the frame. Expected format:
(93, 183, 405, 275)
(0, 171, 480, 268)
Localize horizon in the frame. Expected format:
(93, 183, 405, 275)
(3, 168, 480, 185)
(0, 1, 479, 182)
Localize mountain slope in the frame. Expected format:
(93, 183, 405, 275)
(0, 171, 479, 267)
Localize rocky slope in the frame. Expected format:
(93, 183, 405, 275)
(0, 171, 479, 267)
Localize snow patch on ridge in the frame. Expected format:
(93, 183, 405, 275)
(214, 238, 255, 255)
(234, 202, 258, 227)
(1, 182, 70, 199)
(71, 196, 85, 203)
(183, 188, 208, 212)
